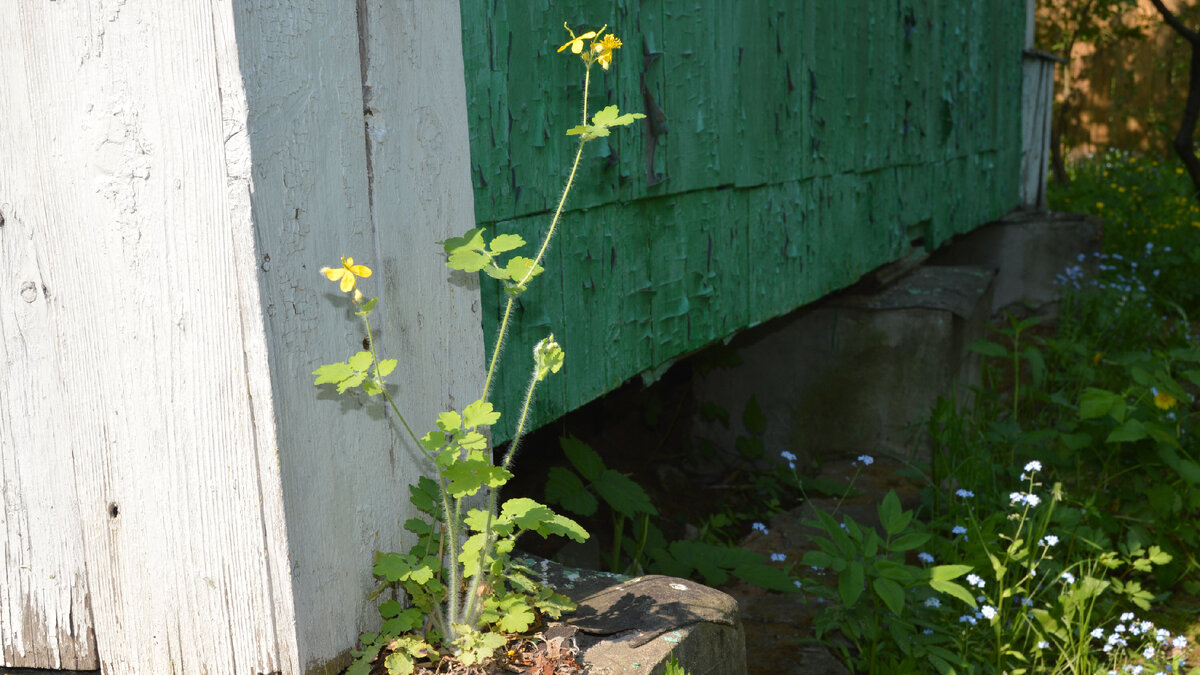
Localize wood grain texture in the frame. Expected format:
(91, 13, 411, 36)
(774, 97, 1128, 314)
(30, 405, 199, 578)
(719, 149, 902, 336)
(3, 1, 483, 672)
(459, 1, 1026, 440)
(2, 2, 304, 672)
(0, 17, 98, 665)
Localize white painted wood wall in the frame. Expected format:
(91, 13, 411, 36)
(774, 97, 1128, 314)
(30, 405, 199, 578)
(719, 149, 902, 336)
(0, 2, 483, 673)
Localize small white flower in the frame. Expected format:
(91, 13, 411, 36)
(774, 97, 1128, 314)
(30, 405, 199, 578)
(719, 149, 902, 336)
(1037, 640, 1049, 649)
(1061, 571, 1076, 584)
(752, 522, 769, 535)
(980, 605, 997, 620)
(924, 597, 941, 608)
(966, 574, 985, 588)
(1009, 491, 1023, 504)
(857, 454, 874, 466)
(955, 489, 975, 498)
(793, 580, 803, 589)
(1024, 493, 1041, 507)
(959, 615, 977, 625)
(1024, 460, 1042, 473)
(922, 628, 933, 635)
(1143, 646, 1155, 660)
(1120, 612, 1135, 622)
(1092, 627, 1105, 639)
(770, 553, 786, 562)
(918, 552, 934, 564)
(1039, 534, 1059, 547)
(952, 525, 967, 535)
(781, 450, 797, 462)
(1156, 628, 1170, 643)
(1173, 635, 1188, 649)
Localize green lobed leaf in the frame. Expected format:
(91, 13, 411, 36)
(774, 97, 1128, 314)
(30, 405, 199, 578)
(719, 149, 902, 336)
(419, 430, 446, 452)
(376, 359, 397, 378)
(442, 227, 485, 254)
(592, 469, 658, 517)
(313, 362, 354, 386)
(561, 435, 606, 481)
(436, 411, 462, 433)
(383, 651, 414, 675)
(504, 256, 543, 283)
(373, 553, 411, 582)
(545, 466, 599, 516)
(443, 460, 513, 498)
(462, 399, 501, 429)
(348, 351, 374, 371)
(488, 233, 525, 254)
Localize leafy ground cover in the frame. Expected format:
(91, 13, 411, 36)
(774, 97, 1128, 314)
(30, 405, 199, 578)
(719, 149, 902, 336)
(504, 149, 1200, 674)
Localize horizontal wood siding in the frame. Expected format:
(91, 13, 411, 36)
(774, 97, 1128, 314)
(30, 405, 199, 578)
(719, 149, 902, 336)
(461, 1, 1025, 440)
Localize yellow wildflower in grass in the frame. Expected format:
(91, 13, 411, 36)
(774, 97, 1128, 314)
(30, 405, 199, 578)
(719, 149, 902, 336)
(1154, 390, 1177, 410)
(1096, 201, 1105, 210)
(593, 34, 622, 70)
(321, 256, 372, 294)
(1092, 352, 1103, 366)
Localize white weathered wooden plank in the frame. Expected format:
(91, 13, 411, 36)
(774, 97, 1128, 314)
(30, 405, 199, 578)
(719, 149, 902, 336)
(359, 0, 486, 460)
(1021, 54, 1055, 210)
(0, 6, 99, 670)
(2, 2, 301, 672)
(224, 0, 483, 671)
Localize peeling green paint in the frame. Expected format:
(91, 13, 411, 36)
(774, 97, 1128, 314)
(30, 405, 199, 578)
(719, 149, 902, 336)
(460, 1, 1025, 440)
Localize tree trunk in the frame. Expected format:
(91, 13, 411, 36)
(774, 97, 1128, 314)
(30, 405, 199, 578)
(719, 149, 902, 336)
(1149, 0, 1200, 202)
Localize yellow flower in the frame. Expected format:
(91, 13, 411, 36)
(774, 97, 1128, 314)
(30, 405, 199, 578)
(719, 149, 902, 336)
(1096, 201, 1105, 210)
(320, 256, 372, 294)
(557, 23, 599, 54)
(1092, 352, 1103, 366)
(1154, 390, 1177, 410)
(593, 34, 623, 70)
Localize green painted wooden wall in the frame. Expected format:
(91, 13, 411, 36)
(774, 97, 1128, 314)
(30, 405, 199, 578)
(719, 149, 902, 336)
(459, 1, 1025, 441)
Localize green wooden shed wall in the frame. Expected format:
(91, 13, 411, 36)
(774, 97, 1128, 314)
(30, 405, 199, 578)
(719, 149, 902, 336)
(459, 1, 1026, 441)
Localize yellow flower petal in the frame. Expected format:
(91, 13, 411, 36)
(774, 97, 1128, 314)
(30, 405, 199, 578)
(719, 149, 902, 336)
(348, 263, 372, 278)
(1154, 391, 1177, 410)
(339, 274, 356, 293)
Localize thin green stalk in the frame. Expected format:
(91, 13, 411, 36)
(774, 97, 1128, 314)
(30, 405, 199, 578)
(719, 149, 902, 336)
(480, 65, 592, 405)
(359, 309, 420, 447)
(463, 363, 544, 627)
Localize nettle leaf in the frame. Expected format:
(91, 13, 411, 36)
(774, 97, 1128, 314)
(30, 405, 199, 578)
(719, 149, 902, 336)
(462, 400, 501, 429)
(561, 435, 606, 481)
(488, 233, 525, 254)
(545, 466, 598, 516)
(543, 513, 589, 543)
(443, 459, 512, 498)
(593, 469, 658, 518)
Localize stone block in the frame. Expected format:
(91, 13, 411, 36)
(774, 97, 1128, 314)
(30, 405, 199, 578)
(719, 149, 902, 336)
(521, 556, 747, 675)
(692, 266, 995, 467)
(927, 210, 1102, 318)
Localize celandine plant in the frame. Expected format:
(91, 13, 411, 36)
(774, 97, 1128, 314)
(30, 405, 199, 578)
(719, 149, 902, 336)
(313, 24, 643, 675)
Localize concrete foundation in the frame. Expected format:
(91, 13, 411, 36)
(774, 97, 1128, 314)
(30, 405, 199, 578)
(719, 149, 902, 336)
(927, 209, 1102, 318)
(692, 265, 995, 468)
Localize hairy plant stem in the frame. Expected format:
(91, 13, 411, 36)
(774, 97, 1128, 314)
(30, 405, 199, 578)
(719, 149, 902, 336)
(458, 64, 596, 636)
(360, 308, 420, 447)
(480, 65, 592, 405)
